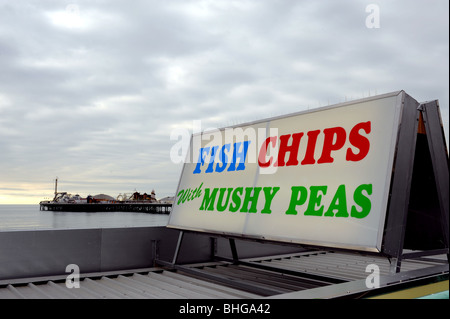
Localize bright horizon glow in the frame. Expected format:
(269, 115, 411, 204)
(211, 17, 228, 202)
(0, 182, 54, 205)
(0, 195, 43, 205)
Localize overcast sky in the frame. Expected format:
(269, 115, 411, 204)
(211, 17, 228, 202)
(0, 0, 448, 204)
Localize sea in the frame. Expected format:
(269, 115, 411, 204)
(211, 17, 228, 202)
(0, 205, 170, 231)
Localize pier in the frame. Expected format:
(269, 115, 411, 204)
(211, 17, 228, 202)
(40, 202, 172, 214)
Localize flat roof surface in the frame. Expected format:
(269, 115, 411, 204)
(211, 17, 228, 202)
(1, 250, 447, 299)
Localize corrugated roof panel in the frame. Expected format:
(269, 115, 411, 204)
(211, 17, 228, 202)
(0, 251, 447, 299)
(6, 283, 52, 299)
(175, 259, 334, 297)
(211, 264, 307, 292)
(82, 277, 130, 299)
(144, 272, 223, 299)
(0, 285, 25, 299)
(54, 280, 106, 299)
(247, 251, 445, 281)
(134, 272, 213, 299)
(120, 274, 185, 299)
(233, 264, 327, 289)
(44, 281, 80, 299)
(98, 276, 155, 299)
(0, 269, 264, 299)
(200, 265, 292, 295)
(161, 270, 259, 299)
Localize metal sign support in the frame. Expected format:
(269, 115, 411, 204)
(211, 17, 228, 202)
(171, 231, 184, 265)
(382, 97, 449, 272)
(420, 100, 449, 258)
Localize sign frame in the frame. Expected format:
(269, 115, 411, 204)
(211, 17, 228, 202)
(381, 98, 449, 271)
(167, 91, 449, 271)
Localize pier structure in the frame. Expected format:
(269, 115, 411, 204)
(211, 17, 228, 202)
(39, 202, 172, 214)
(39, 178, 172, 213)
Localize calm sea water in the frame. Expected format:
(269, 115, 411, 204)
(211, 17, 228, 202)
(0, 205, 170, 231)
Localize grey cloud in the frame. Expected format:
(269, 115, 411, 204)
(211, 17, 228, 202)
(0, 0, 448, 202)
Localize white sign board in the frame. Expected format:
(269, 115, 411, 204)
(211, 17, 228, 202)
(168, 92, 404, 252)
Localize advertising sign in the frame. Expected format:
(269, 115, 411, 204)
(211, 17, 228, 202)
(168, 91, 406, 252)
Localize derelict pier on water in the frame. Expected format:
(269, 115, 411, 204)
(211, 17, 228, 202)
(39, 179, 173, 214)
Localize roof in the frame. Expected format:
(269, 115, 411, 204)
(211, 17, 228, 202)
(92, 194, 115, 201)
(0, 268, 258, 299)
(0, 250, 447, 299)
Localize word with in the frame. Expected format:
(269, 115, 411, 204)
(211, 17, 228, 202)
(258, 121, 371, 168)
(365, 264, 380, 288)
(366, 4, 380, 29)
(65, 264, 80, 289)
(193, 141, 251, 174)
(177, 183, 203, 205)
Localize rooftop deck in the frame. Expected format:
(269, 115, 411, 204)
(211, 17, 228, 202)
(1, 249, 447, 299)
